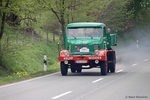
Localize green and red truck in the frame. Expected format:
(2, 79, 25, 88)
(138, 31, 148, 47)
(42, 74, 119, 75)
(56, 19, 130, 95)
(58, 22, 117, 76)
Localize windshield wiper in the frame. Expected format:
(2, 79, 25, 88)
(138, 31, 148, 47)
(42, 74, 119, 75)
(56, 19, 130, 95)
(70, 34, 76, 39)
(86, 33, 93, 39)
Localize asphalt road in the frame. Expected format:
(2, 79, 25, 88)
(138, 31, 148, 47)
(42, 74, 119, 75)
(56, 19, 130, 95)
(0, 51, 150, 100)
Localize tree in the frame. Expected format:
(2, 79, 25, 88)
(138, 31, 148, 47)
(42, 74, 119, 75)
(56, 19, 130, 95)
(0, 0, 39, 64)
(98, 0, 134, 31)
(0, 0, 39, 39)
(0, 0, 9, 39)
(129, 0, 150, 19)
(38, 0, 82, 43)
(38, 0, 111, 44)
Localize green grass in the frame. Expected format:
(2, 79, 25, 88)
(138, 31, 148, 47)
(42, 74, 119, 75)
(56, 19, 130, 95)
(0, 33, 61, 85)
(0, 62, 60, 85)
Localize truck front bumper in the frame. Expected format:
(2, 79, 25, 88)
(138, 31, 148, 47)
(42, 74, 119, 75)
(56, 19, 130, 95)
(58, 55, 106, 63)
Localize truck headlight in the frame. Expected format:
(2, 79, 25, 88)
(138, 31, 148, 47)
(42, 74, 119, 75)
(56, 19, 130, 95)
(64, 50, 69, 56)
(95, 50, 99, 55)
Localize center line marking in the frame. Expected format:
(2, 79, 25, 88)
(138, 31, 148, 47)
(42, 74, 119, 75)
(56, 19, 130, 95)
(92, 78, 103, 83)
(144, 59, 149, 62)
(116, 69, 123, 73)
(132, 63, 137, 66)
(52, 91, 72, 99)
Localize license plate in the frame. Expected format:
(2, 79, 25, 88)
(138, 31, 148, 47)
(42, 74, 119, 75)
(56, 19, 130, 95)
(75, 60, 88, 63)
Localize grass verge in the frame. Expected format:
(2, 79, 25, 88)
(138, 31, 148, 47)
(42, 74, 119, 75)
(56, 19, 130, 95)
(0, 36, 60, 85)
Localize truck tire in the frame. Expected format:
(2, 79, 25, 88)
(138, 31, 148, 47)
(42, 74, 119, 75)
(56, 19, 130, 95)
(70, 64, 82, 73)
(100, 61, 107, 75)
(107, 51, 116, 73)
(109, 63, 115, 73)
(71, 67, 76, 73)
(77, 69, 82, 73)
(60, 62, 68, 76)
(70, 63, 76, 73)
(77, 65, 82, 73)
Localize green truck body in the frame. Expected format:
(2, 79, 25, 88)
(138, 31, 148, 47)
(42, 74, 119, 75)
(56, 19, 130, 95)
(58, 22, 117, 76)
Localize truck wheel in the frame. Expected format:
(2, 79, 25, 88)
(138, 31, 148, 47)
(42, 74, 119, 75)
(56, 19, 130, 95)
(107, 65, 110, 73)
(60, 62, 68, 76)
(71, 67, 76, 73)
(70, 63, 76, 73)
(109, 63, 115, 73)
(77, 69, 82, 73)
(77, 65, 82, 73)
(100, 61, 107, 75)
(107, 51, 116, 73)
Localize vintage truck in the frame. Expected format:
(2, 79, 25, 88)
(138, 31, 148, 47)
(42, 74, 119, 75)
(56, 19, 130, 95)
(58, 22, 117, 76)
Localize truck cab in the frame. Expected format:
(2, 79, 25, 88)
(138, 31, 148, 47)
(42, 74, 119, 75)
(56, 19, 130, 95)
(58, 22, 117, 76)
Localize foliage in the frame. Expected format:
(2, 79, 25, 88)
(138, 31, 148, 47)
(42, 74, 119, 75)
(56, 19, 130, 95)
(0, 0, 150, 85)
(0, 34, 60, 85)
(0, 0, 39, 36)
(0, 0, 40, 65)
(128, 0, 150, 19)
(98, 0, 134, 32)
(37, 0, 112, 44)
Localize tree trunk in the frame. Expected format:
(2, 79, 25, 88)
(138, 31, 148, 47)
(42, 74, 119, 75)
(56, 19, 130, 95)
(0, 0, 9, 39)
(50, 0, 66, 45)
(32, 30, 34, 44)
(60, 13, 65, 45)
(53, 32, 55, 42)
(0, 13, 6, 39)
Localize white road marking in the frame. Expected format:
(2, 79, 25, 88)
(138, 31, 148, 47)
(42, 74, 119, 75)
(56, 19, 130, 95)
(144, 59, 149, 62)
(52, 91, 72, 99)
(92, 78, 103, 83)
(132, 63, 137, 66)
(76, 67, 143, 100)
(116, 69, 123, 73)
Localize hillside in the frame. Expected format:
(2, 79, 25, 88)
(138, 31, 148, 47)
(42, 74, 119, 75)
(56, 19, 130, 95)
(0, 33, 60, 85)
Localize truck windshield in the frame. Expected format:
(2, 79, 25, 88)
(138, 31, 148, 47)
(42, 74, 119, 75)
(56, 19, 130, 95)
(68, 27, 102, 38)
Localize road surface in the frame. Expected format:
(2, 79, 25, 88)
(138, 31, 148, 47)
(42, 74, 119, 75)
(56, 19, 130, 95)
(0, 51, 150, 100)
